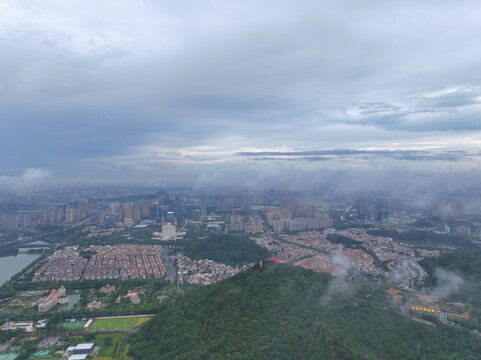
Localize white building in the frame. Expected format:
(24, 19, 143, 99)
(65, 343, 95, 359)
(39, 285, 68, 312)
(162, 223, 176, 240)
(0, 321, 34, 332)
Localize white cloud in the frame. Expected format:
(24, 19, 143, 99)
(0, 168, 52, 191)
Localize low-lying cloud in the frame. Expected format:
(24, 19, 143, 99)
(0, 168, 52, 192)
(432, 268, 464, 299)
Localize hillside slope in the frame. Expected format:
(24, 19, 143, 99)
(129, 263, 481, 359)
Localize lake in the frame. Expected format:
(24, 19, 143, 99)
(0, 253, 40, 285)
(56, 293, 81, 311)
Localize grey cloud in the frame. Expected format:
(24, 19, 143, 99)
(1, 1, 481, 182)
(337, 86, 481, 132)
(238, 149, 471, 162)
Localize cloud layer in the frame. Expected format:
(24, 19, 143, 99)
(1, 1, 481, 190)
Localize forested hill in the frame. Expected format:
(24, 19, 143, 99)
(421, 249, 481, 281)
(174, 233, 270, 265)
(128, 263, 481, 360)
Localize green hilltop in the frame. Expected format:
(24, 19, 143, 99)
(128, 263, 481, 360)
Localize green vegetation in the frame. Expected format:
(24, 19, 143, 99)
(34, 223, 69, 232)
(96, 333, 124, 359)
(0, 246, 19, 257)
(89, 316, 152, 331)
(333, 220, 374, 230)
(175, 233, 270, 265)
(412, 217, 445, 229)
(0, 230, 19, 244)
(129, 263, 481, 359)
(421, 249, 481, 322)
(421, 249, 481, 281)
(326, 234, 362, 247)
(0, 279, 173, 324)
(367, 229, 476, 249)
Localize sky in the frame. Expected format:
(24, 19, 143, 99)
(1, 0, 481, 193)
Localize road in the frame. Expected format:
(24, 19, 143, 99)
(117, 330, 132, 360)
(0, 216, 94, 248)
(161, 246, 182, 294)
(340, 203, 353, 221)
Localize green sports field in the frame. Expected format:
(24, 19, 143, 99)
(89, 316, 152, 332)
(57, 320, 86, 330)
(0, 354, 19, 360)
(29, 350, 50, 358)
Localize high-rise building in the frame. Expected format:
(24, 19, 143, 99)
(375, 199, 389, 223)
(162, 223, 176, 239)
(200, 193, 207, 217)
(132, 207, 142, 221)
(65, 207, 80, 222)
(217, 197, 234, 212)
(166, 211, 175, 222)
(0, 214, 31, 229)
(230, 214, 244, 232)
(42, 208, 64, 222)
(141, 206, 151, 219)
(356, 198, 368, 220)
(0, 202, 17, 215)
(241, 201, 252, 213)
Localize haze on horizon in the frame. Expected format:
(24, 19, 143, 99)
(1, 0, 481, 194)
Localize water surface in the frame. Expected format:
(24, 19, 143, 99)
(0, 253, 40, 285)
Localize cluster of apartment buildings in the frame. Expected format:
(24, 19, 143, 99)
(294, 253, 346, 276)
(173, 255, 252, 285)
(34, 249, 87, 281)
(229, 214, 263, 233)
(42, 200, 92, 223)
(272, 215, 333, 232)
(34, 245, 166, 281)
(251, 234, 317, 261)
(82, 245, 166, 280)
(342, 248, 382, 275)
(278, 232, 336, 252)
(264, 205, 333, 232)
(0, 201, 31, 229)
(96, 199, 162, 227)
(252, 228, 436, 284)
(0, 214, 31, 229)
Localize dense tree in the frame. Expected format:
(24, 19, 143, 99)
(129, 263, 481, 359)
(175, 234, 270, 265)
(367, 229, 475, 249)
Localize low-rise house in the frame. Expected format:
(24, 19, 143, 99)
(123, 290, 141, 304)
(99, 283, 116, 296)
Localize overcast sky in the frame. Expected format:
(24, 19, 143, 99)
(1, 0, 481, 192)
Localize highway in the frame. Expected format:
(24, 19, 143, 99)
(161, 246, 183, 294)
(0, 216, 94, 248)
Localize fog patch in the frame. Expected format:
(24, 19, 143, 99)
(432, 268, 464, 299)
(320, 250, 357, 305)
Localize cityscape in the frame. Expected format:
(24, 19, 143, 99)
(2, 0, 481, 358)
(0, 187, 481, 357)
